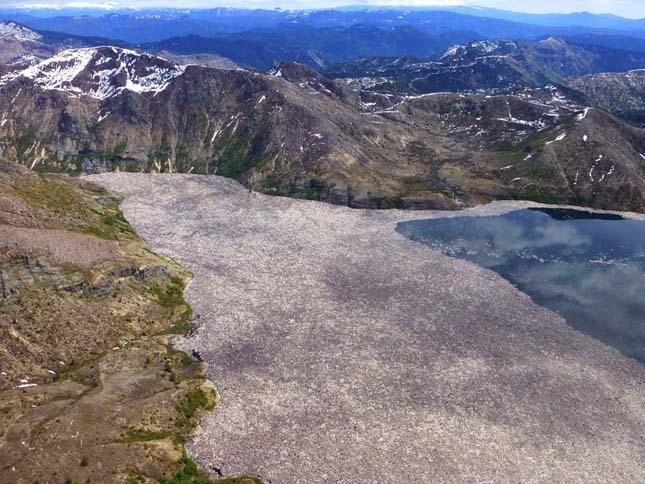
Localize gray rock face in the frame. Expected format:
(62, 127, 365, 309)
(90, 173, 644, 484)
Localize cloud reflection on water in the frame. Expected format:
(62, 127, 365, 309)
(397, 209, 645, 363)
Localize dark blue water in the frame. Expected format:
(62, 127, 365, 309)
(397, 208, 645, 363)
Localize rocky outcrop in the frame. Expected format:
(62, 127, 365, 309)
(0, 160, 179, 386)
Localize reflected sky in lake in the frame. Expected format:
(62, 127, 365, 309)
(397, 208, 645, 363)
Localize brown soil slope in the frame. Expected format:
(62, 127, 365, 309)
(0, 162, 258, 484)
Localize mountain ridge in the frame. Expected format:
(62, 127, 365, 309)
(326, 37, 645, 94)
(0, 46, 186, 99)
(8, 7, 645, 50)
(2, 46, 645, 212)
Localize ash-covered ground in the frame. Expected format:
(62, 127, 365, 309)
(90, 173, 645, 484)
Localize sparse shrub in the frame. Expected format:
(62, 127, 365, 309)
(159, 453, 211, 484)
(175, 388, 216, 432)
(153, 277, 187, 309)
(180, 353, 194, 367)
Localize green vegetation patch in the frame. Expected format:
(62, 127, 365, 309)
(153, 276, 195, 335)
(159, 453, 212, 484)
(303, 178, 329, 200)
(175, 387, 218, 433)
(211, 120, 269, 181)
(122, 429, 173, 444)
(12, 174, 88, 215)
(490, 121, 573, 165)
(281, 178, 334, 201)
(215, 477, 263, 484)
(369, 195, 405, 209)
(12, 129, 38, 160)
(159, 454, 262, 484)
(79, 139, 128, 163)
(154, 276, 188, 309)
(261, 174, 282, 191)
(11, 173, 135, 239)
(509, 185, 568, 205)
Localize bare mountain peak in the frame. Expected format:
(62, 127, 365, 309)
(0, 46, 185, 100)
(537, 36, 570, 50)
(441, 39, 518, 61)
(0, 21, 42, 43)
(269, 59, 349, 100)
(270, 60, 322, 81)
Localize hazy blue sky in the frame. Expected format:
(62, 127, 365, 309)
(7, 1, 645, 19)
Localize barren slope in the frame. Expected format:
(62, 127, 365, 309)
(0, 162, 240, 483)
(568, 69, 645, 125)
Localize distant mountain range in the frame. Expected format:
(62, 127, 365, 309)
(6, 7, 645, 70)
(326, 38, 645, 93)
(147, 25, 477, 71)
(4, 7, 645, 44)
(0, 20, 119, 65)
(1, 36, 644, 212)
(437, 7, 645, 31)
(1, 12, 645, 213)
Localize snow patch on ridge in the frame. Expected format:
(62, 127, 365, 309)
(0, 21, 42, 42)
(576, 108, 590, 121)
(0, 47, 185, 100)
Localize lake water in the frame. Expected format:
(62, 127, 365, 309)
(397, 208, 645, 363)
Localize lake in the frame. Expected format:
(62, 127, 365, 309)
(397, 208, 645, 363)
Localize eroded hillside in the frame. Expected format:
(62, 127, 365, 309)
(0, 45, 644, 211)
(0, 161, 259, 484)
(568, 69, 645, 125)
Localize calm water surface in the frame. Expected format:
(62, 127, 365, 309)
(397, 208, 645, 363)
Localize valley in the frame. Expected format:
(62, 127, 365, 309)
(1, 5, 645, 483)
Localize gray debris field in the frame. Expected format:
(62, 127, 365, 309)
(90, 173, 644, 484)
